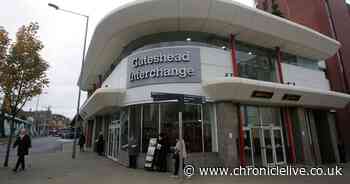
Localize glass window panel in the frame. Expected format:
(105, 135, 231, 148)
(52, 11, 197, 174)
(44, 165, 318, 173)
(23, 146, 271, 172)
(245, 106, 259, 127)
(142, 104, 159, 153)
(120, 108, 129, 151)
(183, 104, 202, 153)
(282, 52, 319, 70)
(203, 103, 216, 152)
(260, 107, 273, 126)
(160, 103, 179, 148)
(129, 105, 141, 153)
(237, 42, 277, 82)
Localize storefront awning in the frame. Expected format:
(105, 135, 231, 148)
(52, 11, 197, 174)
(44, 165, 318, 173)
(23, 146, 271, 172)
(202, 78, 350, 109)
(79, 88, 126, 120)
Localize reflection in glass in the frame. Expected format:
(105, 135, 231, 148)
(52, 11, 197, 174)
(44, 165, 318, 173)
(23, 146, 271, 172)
(160, 103, 179, 148)
(120, 108, 129, 151)
(142, 104, 159, 153)
(237, 42, 277, 82)
(203, 104, 215, 152)
(183, 104, 202, 153)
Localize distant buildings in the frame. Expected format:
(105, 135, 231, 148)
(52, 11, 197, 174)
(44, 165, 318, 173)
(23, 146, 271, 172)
(2, 113, 32, 137)
(18, 109, 70, 136)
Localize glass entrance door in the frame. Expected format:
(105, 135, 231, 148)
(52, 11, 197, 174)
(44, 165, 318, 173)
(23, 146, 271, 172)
(107, 120, 120, 161)
(245, 126, 286, 167)
(242, 106, 286, 167)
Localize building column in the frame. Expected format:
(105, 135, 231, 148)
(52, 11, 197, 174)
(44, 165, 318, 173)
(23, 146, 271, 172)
(91, 118, 96, 151)
(327, 112, 340, 163)
(216, 102, 240, 168)
(307, 111, 322, 165)
(296, 108, 314, 165)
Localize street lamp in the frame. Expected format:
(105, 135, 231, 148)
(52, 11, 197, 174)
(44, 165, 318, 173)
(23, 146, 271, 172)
(48, 3, 89, 159)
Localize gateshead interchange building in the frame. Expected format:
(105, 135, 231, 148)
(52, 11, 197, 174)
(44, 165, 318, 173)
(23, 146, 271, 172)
(78, 0, 350, 168)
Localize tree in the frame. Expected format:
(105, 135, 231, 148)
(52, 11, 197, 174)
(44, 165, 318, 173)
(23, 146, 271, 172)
(0, 26, 10, 138)
(0, 22, 49, 167)
(271, 0, 284, 18)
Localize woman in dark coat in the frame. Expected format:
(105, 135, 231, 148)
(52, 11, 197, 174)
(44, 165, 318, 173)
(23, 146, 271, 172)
(13, 128, 32, 172)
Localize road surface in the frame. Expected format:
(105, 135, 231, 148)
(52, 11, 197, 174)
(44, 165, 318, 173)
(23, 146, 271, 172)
(0, 136, 70, 157)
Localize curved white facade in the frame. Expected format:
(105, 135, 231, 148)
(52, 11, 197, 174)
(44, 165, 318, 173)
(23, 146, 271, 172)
(80, 0, 349, 169)
(79, 0, 340, 91)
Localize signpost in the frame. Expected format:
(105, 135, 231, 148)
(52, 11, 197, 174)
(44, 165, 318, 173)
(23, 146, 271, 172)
(151, 92, 205, 179)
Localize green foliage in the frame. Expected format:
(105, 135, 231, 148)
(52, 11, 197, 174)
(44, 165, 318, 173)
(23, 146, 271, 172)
(0, 22, 49, 115)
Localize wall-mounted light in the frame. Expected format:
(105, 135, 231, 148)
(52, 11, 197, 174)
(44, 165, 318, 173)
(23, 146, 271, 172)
(222, 46, 227, 50)
(248, 52, 253, 55)
(186, 38, 191, 42)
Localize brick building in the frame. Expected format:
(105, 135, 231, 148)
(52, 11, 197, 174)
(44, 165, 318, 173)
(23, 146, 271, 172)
(256, 0, 350, 162)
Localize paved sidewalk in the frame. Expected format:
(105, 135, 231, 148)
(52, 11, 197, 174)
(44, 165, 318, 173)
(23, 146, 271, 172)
(0, 138, 8, 145)
(0, 143, 349, 184)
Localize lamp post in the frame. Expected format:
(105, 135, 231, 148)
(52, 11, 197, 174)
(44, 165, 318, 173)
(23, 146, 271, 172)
(48, 3, 89, 159)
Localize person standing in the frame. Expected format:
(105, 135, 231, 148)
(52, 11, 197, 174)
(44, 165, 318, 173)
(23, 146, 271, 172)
(96, 132, 105, 156)
(79, 133, 86, 152)
(13, 128, 32, 172)
(172, 138, 187, 177)
(156, 133, 168, 172)
(128, 135, 138, 169)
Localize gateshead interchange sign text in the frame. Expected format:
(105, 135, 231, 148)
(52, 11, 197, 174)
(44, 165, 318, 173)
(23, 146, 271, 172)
(127, 47, 201, 88)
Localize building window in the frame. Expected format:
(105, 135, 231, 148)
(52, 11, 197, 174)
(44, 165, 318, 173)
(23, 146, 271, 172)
(117, 31, 230, 63)
(139, 103, 217, 153)
(142, 104, 159, 153)
(160, 103, 180, 149)
(241, 105, 282, 127)
(203, 103, 217, 152)
(182, 104, 202, 153)
(236, 42, 277, 82)
(282, 53, 319, 70)
(129, 105, 141, 152)
(120, 108, 129, 151)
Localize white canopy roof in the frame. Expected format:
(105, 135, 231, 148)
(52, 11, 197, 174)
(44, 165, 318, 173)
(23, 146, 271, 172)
(79, 88, 125, 119)
(79, 0, 340, 91)
(203, 78, 350, 109)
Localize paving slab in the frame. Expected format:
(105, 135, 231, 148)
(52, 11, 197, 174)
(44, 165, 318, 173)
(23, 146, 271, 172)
(0, 143, 349, 184)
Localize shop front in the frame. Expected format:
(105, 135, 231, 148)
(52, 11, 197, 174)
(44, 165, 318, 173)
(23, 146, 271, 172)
(78, 0, 350, 169)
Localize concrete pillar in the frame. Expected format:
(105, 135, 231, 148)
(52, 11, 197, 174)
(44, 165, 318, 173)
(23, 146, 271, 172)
(307, 111, 322, 165)
(91, 118, 96, 151)
(327, 113, 340, 163)
(296, 108, 314, 165)
(216, 102, 239, 168)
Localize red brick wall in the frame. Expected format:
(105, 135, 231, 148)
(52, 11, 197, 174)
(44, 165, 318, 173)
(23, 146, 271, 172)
(256, 0, 350, 162)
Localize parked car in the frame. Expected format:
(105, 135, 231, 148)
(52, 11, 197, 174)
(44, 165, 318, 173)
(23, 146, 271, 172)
(60, 128, 81, 139)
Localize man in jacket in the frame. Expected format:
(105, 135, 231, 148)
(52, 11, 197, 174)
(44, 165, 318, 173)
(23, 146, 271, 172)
(13, 128, 32, 172)
(128, 135, 138, 169)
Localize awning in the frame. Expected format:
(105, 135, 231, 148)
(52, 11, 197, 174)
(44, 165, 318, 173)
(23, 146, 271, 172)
(79, 88, 125, 120)
(202, 78, 350, 109)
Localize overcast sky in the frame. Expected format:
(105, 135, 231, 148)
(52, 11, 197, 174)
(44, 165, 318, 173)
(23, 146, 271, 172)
(0, 0, 254, 119)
